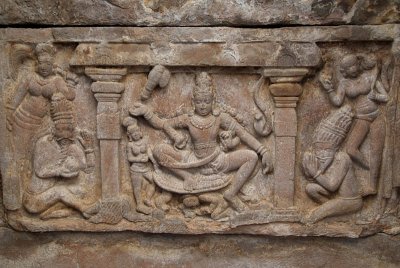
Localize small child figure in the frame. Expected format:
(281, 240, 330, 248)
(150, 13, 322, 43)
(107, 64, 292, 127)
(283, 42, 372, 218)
(123, 117, 156, 215)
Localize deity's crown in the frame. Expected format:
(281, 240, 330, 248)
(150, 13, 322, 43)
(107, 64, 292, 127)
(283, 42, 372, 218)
(313, 105, 353, 149)
(50, 93, 75, 125)
(193, 72, 214, 98)
(35, 43, 56, 62)
(123, 116, 140, 134)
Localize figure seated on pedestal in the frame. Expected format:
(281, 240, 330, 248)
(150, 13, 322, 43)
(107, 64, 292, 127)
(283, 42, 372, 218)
(23, 93, 96, 219)
(130, 72, 272, 214)
(302, 105, 363, 224)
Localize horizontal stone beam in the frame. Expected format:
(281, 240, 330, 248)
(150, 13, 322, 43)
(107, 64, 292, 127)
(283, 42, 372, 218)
(1, 25, 398, 44)
(70, 42, 321, 68)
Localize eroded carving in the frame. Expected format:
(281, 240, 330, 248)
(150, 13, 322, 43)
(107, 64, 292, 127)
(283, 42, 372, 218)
(123, 117, 156, 215)
(320, 53, 389, 196)
(302, 105, 362, 223)
(23, 93, 96, 219)
(129, 71, 273, 218)
(2, 29, 400, 237)
(4, 43, 78, 211)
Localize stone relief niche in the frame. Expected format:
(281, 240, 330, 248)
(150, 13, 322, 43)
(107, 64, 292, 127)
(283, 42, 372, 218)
(1, 27, 400, 237)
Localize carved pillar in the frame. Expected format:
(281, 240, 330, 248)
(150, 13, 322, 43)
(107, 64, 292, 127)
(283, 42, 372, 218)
(267, 69, 307, 218)
(85, 67, 127, 224)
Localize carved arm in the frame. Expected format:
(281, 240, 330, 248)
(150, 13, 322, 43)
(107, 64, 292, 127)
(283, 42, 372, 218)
(314, 154, 350, 192)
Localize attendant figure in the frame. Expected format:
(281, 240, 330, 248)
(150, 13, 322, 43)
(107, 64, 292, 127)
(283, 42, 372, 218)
(303, 105, 362, 223)
(320, 54, 388, 195)
(23, 93, 95, 219)
(123, 117, 156, 215)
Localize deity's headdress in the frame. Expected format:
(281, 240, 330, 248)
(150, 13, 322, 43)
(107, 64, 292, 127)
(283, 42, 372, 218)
(313, 105, 353, 150)
(35, 43, 56, 63)
(193, 72, 214, 99)
(50, 93, 75, 126)
(340, 53, 376, 74)
(123, 117, 140, 136)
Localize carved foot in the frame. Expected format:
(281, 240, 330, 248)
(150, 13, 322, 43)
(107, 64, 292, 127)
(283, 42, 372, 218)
(123, 210, 152, 222)
(301, 208, 322, 225)
(136, 204, 153, 215)
(224, 195, 247, 213)
(40, 208, 75, 220)
(82, 202, 101, 219)
(144, 199, 155, 208)
(211, 199, 229, 220)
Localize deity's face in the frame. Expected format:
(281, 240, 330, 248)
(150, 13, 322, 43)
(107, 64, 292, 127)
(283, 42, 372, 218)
(129, 129, 143, 141)
(54, 123, 75, 140)
(343, 64, 361, 79)
(37, 58, 54, 78)
(340, 56, 361, 79)
(193, 94, 213, 116)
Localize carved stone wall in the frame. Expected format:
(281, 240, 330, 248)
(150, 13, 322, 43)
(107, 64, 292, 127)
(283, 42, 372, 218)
(1, 25, 400, 237)
(1, 1, 400, 266)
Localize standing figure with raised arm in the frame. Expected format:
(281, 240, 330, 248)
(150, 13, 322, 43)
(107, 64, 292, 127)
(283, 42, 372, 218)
(4, 43, 77, 210)
(320, 53, 388, 195)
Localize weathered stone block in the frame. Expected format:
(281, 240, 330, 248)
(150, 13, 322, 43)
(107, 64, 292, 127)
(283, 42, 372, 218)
(1, 25, 400, 239)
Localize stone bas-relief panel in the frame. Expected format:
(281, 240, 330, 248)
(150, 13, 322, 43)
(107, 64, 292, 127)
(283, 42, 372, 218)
(1, 26, 400, 237)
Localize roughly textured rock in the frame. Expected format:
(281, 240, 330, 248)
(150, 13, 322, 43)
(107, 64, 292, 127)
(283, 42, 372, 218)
(0, 227, 400, 268)
(0, 0, 399, 26)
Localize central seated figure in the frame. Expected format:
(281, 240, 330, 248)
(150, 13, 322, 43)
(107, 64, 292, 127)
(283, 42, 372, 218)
(130, 72, 271, 212)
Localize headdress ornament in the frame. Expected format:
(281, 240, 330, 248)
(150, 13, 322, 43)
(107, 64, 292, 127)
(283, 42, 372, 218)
(50, 93, 75, 126)
(35, 43, 56, 62)
(313, 105, 353, 149)
(193, 72, 213, 99)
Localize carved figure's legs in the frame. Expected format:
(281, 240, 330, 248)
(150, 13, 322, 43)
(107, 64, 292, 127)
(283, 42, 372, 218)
(198, 193, 229, 219)
(223, 149, 258, 211)
(367, 117, 385, 195)
(153, 144, 193, 182)
(306, 183, 330, 204)
(155, 190, 172, 212)
(305, 197, 363, 224)
(130, 171, 153, 215)
(346, 119, 371, 169)
(23, 186, 89, 216)
(143, 172, 155, 207)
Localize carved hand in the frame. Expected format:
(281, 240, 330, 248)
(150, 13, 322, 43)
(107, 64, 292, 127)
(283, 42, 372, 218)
(78, 130, 94, 150)
(129, 102, 150, 117)
(302, 151, 319, 180)
(319, 74, 334, 92)
(261, 151, 273, 174)
(6, 110, 14, 132)
(66, 72, 79, 87)
(367, 90, 377, 101)
(174, 133, 188, 149)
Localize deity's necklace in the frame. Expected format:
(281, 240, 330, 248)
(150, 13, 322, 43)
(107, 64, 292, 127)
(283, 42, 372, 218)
(190, 114, 216, 129)
(35, 73, 52, 86)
